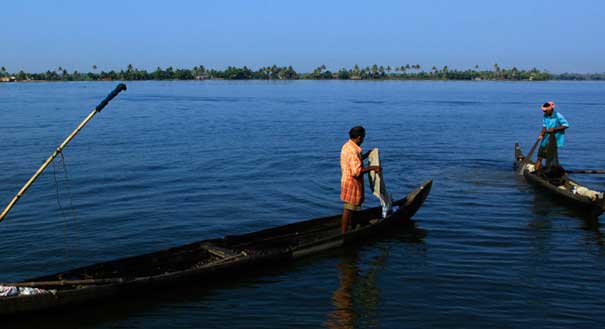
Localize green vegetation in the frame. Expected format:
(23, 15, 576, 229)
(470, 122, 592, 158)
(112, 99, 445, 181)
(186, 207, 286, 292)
(0, 64, 602, 82)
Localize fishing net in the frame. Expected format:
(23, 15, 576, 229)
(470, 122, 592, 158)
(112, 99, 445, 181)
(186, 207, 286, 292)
(543, 133, 566, 184)
(51, 151, 80, 263)
(544, 133, 559, 168)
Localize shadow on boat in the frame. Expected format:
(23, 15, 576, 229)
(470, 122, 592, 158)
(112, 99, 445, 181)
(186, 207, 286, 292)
(3, 220, 426, 329)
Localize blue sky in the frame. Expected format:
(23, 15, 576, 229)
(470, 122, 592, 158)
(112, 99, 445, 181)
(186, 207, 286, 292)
(2, 0, 604, 73)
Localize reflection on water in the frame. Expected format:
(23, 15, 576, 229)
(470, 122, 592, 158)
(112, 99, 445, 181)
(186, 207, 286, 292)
(527, 185, 605, 256)
(529, 185, 602, 227)
(324, 221, 426, 329)
(323, 248, 385, 329)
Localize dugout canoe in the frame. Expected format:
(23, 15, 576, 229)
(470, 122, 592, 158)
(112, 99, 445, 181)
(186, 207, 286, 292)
(514, 143, 605, 217)
(0, 180, 432, 316)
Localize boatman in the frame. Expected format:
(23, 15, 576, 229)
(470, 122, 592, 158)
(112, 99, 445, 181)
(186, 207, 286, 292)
(340, 126, 381, 234)
(535, 101, 569, 172)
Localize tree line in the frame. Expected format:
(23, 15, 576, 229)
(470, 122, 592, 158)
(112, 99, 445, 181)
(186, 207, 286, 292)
(1, 64, 602, 82)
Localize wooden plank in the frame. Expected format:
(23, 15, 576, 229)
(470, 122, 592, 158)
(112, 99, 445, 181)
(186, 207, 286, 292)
(202, 244, 240, 258)
(2, 278, 124, 288)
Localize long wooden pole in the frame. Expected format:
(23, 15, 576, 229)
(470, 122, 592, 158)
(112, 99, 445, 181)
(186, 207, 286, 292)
(517, 136, 541, 174)
(566, 170, 605, 174)
(0, 83, 127, 223)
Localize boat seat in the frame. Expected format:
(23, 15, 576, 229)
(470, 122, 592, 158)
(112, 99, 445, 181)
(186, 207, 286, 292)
(200, 243, 242, 259)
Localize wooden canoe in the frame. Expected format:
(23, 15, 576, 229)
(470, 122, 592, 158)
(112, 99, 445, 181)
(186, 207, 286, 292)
(514, 143, 605, 217)
(0, 180, 432, 316)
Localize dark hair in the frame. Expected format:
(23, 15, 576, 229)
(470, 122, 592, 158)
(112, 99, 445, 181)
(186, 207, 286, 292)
(349, 126, 366, 139)
(542, 102, 551, 108)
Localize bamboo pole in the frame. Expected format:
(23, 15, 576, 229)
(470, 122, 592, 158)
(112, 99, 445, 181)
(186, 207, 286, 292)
(566, 170, 605, 174)
(0, 83, 127, 223)
(517, 136, 541, 174)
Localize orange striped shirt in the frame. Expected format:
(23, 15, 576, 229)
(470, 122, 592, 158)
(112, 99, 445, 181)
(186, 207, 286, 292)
(340, 139, 364, 205)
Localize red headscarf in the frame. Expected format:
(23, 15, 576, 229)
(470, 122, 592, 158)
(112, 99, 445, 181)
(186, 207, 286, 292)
(541, 101, 555, 111)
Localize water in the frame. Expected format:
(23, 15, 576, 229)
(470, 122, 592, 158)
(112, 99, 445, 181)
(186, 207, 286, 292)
(1, 81, 604, 328)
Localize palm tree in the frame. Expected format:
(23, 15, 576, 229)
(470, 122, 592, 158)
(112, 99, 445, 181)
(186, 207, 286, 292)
(271, 65, 278, 78)
(0, 66, 6, 77)
(398, 66, 406, 77)
(371, 64, 378, 79)
(511, 66, 519, 79)
(312, 65, 323, 79)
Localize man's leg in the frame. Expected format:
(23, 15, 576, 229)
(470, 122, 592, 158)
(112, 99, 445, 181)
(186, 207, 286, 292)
(535, 157, 543, 171)
(535, 146, 547, 172)
(341, 208, 352, 234)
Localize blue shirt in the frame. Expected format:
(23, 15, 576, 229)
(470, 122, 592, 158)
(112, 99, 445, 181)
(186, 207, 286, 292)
(541, 111, 569, 148)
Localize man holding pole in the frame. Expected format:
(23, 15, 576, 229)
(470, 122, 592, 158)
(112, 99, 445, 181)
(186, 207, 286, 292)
(535, 101, 569, 172)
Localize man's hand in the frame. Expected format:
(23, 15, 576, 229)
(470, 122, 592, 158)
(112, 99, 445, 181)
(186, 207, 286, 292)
(371, 166, 382, 174)
(362, 148, 375, 160)
(548, 128, 556, 134)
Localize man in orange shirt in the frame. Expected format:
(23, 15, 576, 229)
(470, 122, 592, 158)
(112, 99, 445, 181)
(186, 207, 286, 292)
(340, 126, 381, 234)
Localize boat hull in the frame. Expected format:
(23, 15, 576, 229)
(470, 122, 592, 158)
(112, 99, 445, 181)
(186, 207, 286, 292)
(514, 143, 605, 217)
(0, 180, 432, 316)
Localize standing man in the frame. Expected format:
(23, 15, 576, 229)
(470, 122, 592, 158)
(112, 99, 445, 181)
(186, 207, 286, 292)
(340, 126, 381, 234)
(535, 101, 569, 171)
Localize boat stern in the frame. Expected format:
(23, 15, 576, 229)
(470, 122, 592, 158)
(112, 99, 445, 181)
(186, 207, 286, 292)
(514, 143, 524, 169)
(392, 180, 432, 220)
(598, 192, 605, 217)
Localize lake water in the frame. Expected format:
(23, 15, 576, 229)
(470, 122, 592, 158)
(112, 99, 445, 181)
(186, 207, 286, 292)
(1, 80, 604, 328)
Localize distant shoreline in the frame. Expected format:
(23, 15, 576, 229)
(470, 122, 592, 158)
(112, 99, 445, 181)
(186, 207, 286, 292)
(3, 78, 605, 84)
(1, 64, 604, 82)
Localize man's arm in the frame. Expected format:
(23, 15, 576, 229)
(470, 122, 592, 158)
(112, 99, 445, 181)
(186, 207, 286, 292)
(361, 149, 379, 173)
(361, 165, 381, 174)
(362, 149, 373, 160)
(538, 127, 547, 139)
(349, 149, 381, 177)
(547, 126, 568, 134)
(547, 113, 570, 133)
